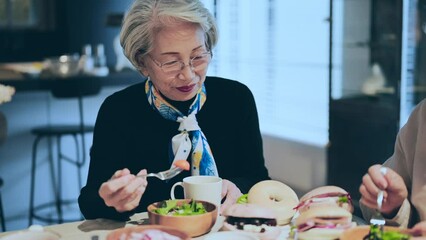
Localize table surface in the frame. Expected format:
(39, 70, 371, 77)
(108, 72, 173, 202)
(0, 212, 293, 240)
(0, 213, 370, 240)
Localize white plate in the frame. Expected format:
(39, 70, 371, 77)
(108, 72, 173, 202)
(204, 231, 259, 240)
(202, 224, 291, 240)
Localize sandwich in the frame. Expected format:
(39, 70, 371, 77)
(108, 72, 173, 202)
(295, 205, 355, 240)
(221, 203, 281, 240)
(294, 185, 353, 213)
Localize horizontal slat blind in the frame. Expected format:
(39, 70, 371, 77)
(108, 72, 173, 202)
(202, 0, 329, 146)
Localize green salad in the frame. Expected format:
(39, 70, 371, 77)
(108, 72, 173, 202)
(153, 199, 207, 216)
(338, 195, 350, 203)
(363, 224, 410, 240)
(236, 194, 248, 204)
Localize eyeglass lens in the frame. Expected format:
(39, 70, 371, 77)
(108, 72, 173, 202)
(161, 52, 211, 74)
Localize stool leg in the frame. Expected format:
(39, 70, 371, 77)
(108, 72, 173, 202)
(0, 191, 5, 232)
(30, 135, 61, 225)
(46, 136, 59, 225)
(71, 134, 82, 189)
(76, 134, 84, 221)
(74, 133, 84, 220)
(56, 136, 63, 224)
(29, 136, 42, 226)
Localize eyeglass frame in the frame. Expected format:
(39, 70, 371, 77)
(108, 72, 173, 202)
(147, 50, 212, 74)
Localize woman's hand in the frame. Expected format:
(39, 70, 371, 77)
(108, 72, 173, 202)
(99, 168, 148, 212)
(359, 164, 408, 216)
(220, 179, 242, 214)
(409, 221, 426, 237)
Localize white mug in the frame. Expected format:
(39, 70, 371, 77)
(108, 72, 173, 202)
(170, 176, 222, 208)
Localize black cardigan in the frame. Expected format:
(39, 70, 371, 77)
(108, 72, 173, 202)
(78, 76, 270, 220)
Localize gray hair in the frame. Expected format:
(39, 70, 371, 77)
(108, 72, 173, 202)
(120, 0, 218, 69)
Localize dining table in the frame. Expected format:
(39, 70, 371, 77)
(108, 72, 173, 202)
(0, 213, 368, 240)
(0, 212, 295, 240)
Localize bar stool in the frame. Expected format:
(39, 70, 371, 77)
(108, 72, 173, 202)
(0, 177, 5, 232)
(29, 80, 101, 225)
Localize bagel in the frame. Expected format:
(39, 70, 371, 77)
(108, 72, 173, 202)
(247, 180, 299, 225)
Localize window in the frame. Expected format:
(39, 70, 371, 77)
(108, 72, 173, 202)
(202, 0, 330, 146)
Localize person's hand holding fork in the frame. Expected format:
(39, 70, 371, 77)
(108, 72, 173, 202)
(359, 164, 408, 218)
(99, 168, 148, 212)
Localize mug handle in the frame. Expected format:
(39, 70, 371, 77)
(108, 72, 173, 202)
(170, 182, 183, 200)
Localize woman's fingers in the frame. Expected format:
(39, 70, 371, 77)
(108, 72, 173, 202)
(360, 165, 408, 215)
(111, 175, 145, 200)
(136, 169, 147, 177)
(115, 185, 145, 212)
(359, 184, 376, 209)
(410, 221, 426, 237)
(99, 168, 148, 211)
(360, 165, 388, 209)
(362, 172, 379, 196)
(100, 168, 132, 196)
(100, 174, 135, 196)
(367, 165, 388, 189)
(220, 179, 242, 214)
(112, 168, 130, 179)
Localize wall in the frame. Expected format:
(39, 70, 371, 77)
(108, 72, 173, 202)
(64, 0, 133, 68)
(264, 135, 326, 194)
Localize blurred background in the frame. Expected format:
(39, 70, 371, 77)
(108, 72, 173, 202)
(0, 0, 425, 231)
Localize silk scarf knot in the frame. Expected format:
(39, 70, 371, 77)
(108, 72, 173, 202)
(145, 79, 218, 176)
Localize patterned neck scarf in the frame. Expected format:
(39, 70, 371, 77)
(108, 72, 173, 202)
(145, 79, 218, 176)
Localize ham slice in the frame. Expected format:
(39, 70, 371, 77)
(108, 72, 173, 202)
(297, 216, 353, 232)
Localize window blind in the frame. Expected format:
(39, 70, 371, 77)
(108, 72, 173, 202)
(202, 0, 329, 146)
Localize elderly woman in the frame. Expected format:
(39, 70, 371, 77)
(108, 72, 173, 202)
(78, 0, 270, 220)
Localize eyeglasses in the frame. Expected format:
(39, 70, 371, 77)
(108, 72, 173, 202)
(148, 51, 212, 74)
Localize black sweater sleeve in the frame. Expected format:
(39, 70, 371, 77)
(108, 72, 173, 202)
(225, 82, 270, 193)
(78, 94, 135, 220)
(200, 78, 270, 194)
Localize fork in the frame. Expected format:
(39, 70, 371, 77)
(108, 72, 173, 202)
(370, 167, 388, 232)
(137, 166, 183, 181)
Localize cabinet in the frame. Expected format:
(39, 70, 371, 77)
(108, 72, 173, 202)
(0, 0, 68, 62)
(327, 0, 424, 215)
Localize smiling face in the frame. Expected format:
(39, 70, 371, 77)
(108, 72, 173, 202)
(140, 22, 210, 101)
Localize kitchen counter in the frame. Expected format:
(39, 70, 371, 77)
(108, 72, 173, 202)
(0, 69, 144, 92)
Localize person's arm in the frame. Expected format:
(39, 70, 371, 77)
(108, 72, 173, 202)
(382, 100, 426, 227)
(226, 83, 270, 193)
(380, 129, 415, 227)
(78, 95, 140, 220)
(360, 131, 412, 227)
(360, 100, 426, 227)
